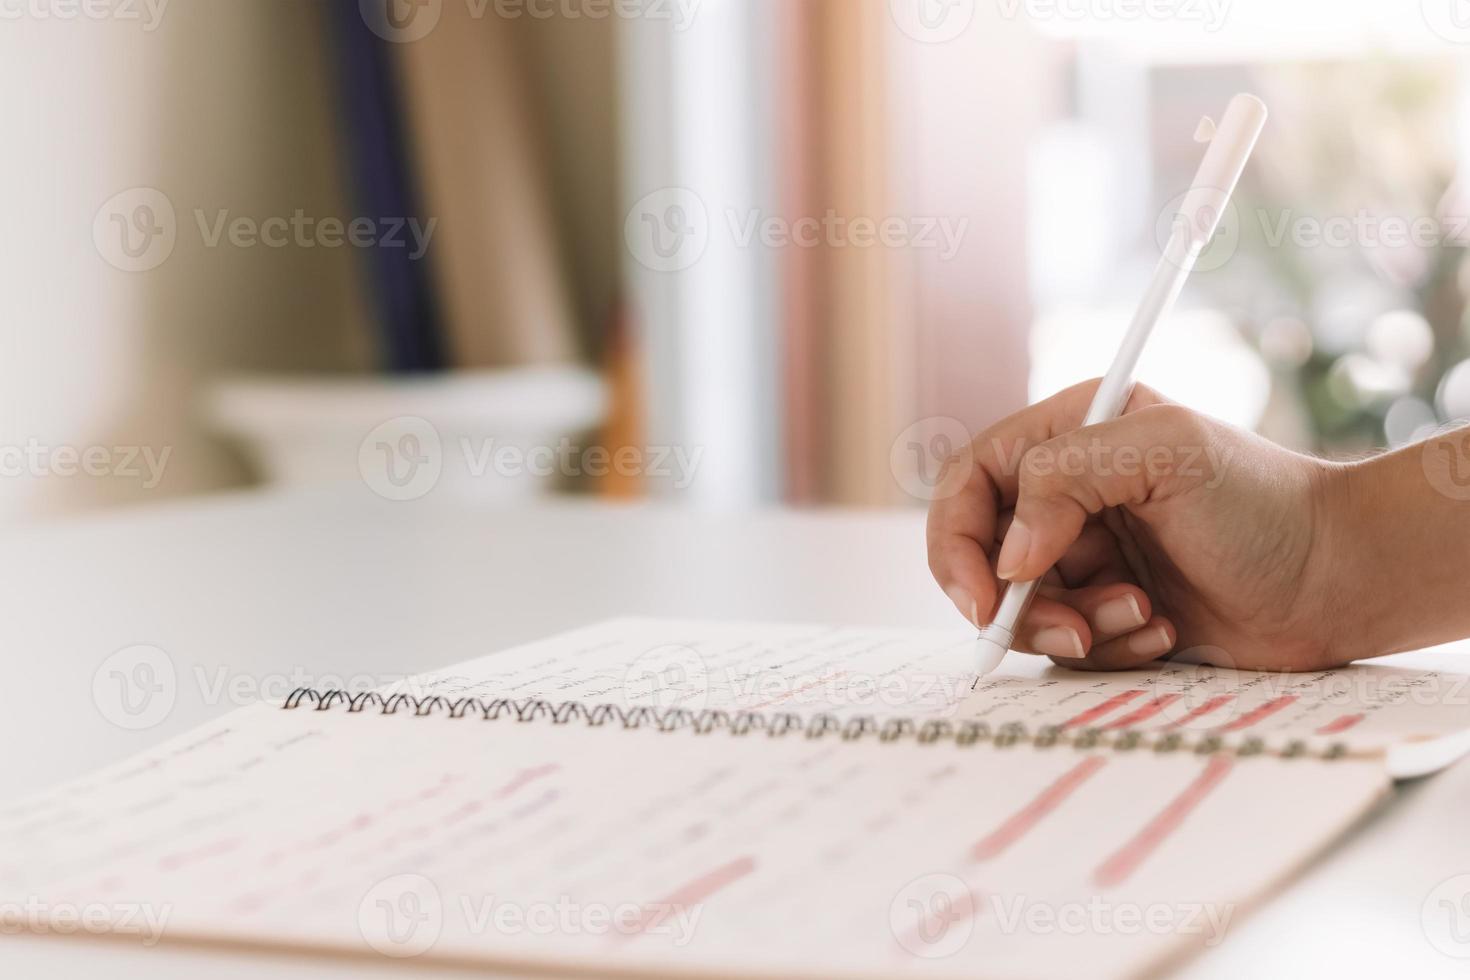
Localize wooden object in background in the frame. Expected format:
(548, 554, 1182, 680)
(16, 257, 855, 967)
(394, 8, 579, 367)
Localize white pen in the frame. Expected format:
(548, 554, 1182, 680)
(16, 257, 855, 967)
(973, 93, 1269, 678)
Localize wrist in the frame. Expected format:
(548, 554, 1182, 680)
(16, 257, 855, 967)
(1310, 441, 1470, 662)
(1309, 455, 1394, 662)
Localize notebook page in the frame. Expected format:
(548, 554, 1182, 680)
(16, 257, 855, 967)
(384, 618, 1470, 767)
(0, 700, 1388, 980)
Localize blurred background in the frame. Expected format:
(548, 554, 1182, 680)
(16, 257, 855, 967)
(5, 0, 1470, 522)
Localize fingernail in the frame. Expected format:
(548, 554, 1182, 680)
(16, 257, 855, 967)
(995, 520, 1032, 580)
(1094, 595, 1145, 635)
(1129, 625, 1174, 656)
(1032, 626, 1086, 660)
(945, 586, 979, 628)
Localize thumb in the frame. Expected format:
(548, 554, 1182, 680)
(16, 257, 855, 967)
(994, 404, 1211, 582)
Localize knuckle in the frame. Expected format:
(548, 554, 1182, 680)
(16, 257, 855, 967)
(1054, 378, 1107, 414)
(1017, 442, 1066, 496)
(1035, 379, 1105, 422)
(948, 443, 981, 488)
(1148, 402, 1205, 442)
(1129, 381, 1169, 408)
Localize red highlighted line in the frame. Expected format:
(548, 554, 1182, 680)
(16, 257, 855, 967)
(1060, 690, 1144, 730)
(1102, 694, 1182, 731)
(1217, 695, 1298, 733)
(494, 763, 560, 800)
(658, 855, 757, 907)
(158, 836, 242, 872)
(971, 756, 1108, 861)
(744, 671, 847, 711)
(1159, 694, 1233, 731)
(1316, 713, 1365, 735)
(1093, 755, 1234, 887)
(621, 856, 757, 937)
(896, 885, 978, 957)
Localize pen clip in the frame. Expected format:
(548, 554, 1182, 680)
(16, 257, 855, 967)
(1176, 94, 1268, 248)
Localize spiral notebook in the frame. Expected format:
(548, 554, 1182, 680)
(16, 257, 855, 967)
(5, 618, 1470, 979)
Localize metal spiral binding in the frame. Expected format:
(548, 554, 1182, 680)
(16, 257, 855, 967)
(281, 688, 1353, 759)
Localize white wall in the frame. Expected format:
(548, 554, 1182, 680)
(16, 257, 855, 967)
(0, 1, 367, 524)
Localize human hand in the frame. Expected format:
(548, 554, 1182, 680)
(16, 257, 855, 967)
(926, 379, 1347, 671)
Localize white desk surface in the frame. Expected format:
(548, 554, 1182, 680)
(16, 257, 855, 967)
(3, 489, 1469, 978)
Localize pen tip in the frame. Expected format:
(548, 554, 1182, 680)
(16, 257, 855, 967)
(973, 635, 1009, 677)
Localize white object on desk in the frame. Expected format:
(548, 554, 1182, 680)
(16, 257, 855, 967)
(207, 366, 606, 498)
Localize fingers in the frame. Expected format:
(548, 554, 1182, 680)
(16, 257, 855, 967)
(1011, 595, 1092, 660)
(972, 380, 1170, 507)
(925, 378, 1191, 669)
(1054, 522, 1134, 588)
(928, 379, 1168, 627)
(1046, 617, 1177, 672)
(1049, 583, 1153, 639)
(927, 466, 999, 626)
(996, 402, 1211, 584)
(1011, 582, 1157, 662)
